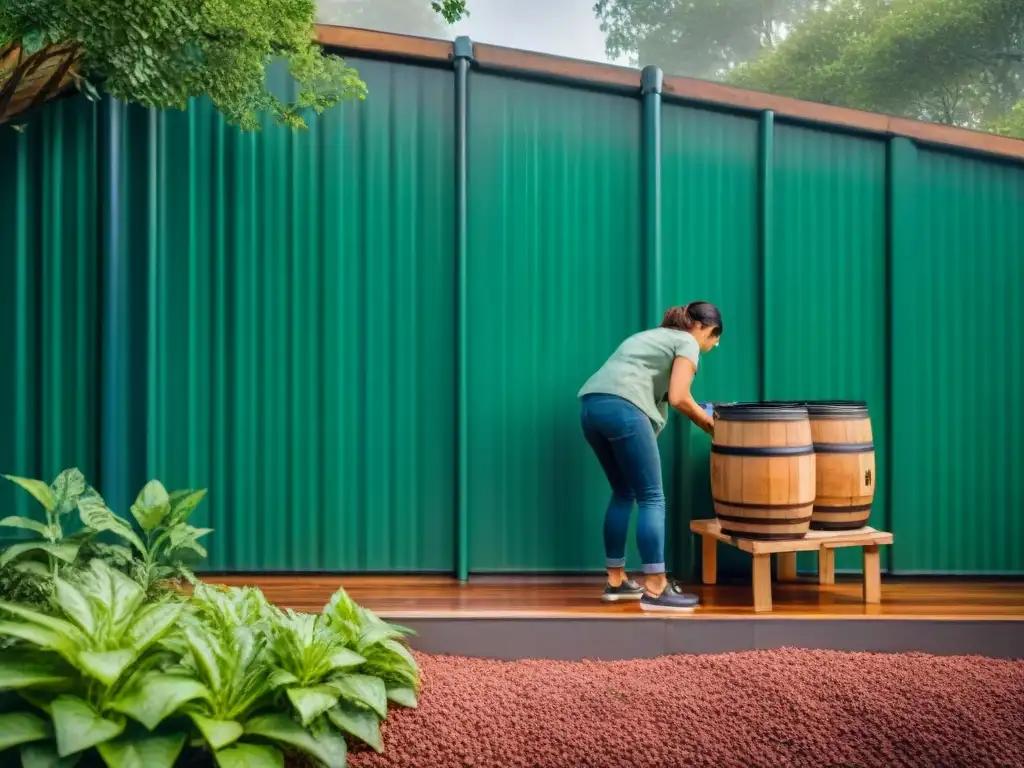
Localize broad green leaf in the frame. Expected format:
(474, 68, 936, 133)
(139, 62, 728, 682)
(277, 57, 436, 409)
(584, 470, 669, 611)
(328, 699, 382, 752)
(0, 652, 72, 690)
(110, 673, 208, 730)
(356, 625, 401, 651)
(168, 524, 213, 557)
(0, 516, 49, 536)
(14, 560, 50, 577)
(381, 638, 418, 671)
(386, 621, 418, 637)
(77, 497, 145, 555)
(51, 695, 126, 757)
(244, 713, 347, 768)
(387, 686, 418, 708)
(101, 565, 148, 634)
(0, 601, 85, 646)
(285, 685, 340, 726)
(1, 541, 80, 568)
(20, 741, 83, 768)
(96, 732, 187, 768)
(168, 489, 208, 524)
(331, 674, 387, 719)
(0, 711, 50, 750)
(183, 626, 222, 692)
(53, 580, 97, 636)
(0, 621, 70, 653)
(214, 743, 284, 768)
(268, 669, 299, 689)
(328, 647, 365, 671)
(189, 714, 243, 750)
(126, 603, 183, 652)
(51, 470, 87, 516)
(130, 480, 171, 533)
(77, 649, 137, 687)
(4, 476, 56, 512)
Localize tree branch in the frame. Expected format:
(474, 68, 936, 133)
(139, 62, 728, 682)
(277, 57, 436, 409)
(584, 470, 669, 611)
(0, 45, 76, 123)
(28, 46, 81, 111)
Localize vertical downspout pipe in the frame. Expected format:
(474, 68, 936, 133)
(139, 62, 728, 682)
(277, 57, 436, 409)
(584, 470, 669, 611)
(758, 110, 774, 402)
(641, 66, 664, 328)
(453, 37, 473, 583)
(101, 97, 129, 514)
(885, 136, 916, 575)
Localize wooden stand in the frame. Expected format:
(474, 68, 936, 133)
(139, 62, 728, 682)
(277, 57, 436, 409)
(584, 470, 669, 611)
(691, 519, 894, 613)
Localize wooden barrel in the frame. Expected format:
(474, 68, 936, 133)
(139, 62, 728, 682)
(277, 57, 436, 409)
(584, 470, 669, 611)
(710, 403, 816, 540)
(805, 401, 876, 531)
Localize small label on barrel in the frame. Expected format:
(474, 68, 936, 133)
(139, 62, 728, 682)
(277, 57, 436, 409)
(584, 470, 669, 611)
(865, 469, 872, 487)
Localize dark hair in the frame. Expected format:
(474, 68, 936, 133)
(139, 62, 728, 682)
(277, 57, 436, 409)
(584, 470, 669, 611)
(661, 301, 723, 337)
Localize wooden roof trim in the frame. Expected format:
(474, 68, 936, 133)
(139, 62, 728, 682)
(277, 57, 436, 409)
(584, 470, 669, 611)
(472, 43, 641, 89)
(662, 75, 1024, 160)
(315, 25, 453, 62)
(315, 25, 1024, 161)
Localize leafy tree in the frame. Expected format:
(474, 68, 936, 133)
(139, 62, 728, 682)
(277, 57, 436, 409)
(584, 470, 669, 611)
(318, 0, 468, 39)
(0, 0, 467, 129)
(729, 0, 1023, 136)
(594, 0, 819, 80)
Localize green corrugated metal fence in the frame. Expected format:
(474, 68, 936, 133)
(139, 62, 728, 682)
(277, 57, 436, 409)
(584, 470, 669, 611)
(0, 99, 100, 528)
(1, 42, 1022, 576)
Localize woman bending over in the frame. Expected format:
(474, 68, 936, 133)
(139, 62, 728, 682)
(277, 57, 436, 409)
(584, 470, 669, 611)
(578, 301, 722, 612)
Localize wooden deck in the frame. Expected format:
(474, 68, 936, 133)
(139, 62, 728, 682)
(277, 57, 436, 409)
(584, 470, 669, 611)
(207, 574, 1024, 621)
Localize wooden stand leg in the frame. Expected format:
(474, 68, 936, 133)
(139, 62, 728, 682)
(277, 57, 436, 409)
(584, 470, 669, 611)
(701, 535, 717, 585)
(818, 548, 835, 586)
(776, 552, 797, 582)
(752, 554, 772, 612)
(863, 544, 881, 604)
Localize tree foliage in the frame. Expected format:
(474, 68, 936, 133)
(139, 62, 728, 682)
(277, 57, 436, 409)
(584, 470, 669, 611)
(729, 0, 1024, 136)
(594, 0, 821, 80)
(0, 0, 467, 129)
(595, 0, 1024, 137)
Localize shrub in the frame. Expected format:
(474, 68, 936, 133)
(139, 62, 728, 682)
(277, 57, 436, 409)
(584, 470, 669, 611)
(0, 470, 210, 603)
(0, 477, 421, 767)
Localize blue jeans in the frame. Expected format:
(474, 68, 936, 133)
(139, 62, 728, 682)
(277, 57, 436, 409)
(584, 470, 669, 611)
(580, 394, 665, 574)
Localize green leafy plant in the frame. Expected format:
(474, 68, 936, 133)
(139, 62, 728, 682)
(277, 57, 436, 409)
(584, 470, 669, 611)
(0, 504, 420, 767)
(1, 0, 470, 128)
(0, 469, 93, 596)
(175, 583, 351, 767)
(168, 583, 420, 766)
(78, 480, 212, 598)
(0, 558, 195, 767)
(0, 468, 214, 601)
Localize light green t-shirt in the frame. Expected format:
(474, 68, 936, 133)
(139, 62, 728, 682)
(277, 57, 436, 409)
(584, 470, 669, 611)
(578, 328, 700, 433)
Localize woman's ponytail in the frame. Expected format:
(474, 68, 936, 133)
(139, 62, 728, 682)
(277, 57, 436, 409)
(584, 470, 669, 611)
(661, 301, 722, 335)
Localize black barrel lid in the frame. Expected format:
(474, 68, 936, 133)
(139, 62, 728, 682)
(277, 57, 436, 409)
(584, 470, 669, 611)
(803, 400, 869, 419)
(714, 402, 809, 422)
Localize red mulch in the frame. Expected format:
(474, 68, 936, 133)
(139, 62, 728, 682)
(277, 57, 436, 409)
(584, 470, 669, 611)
(348, 648, 1024, 768)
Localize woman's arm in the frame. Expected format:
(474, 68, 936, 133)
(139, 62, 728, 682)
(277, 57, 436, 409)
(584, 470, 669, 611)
(668, 357, 714, 436)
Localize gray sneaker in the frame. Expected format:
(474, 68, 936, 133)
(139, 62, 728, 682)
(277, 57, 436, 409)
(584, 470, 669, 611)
(601, 578, 645, 602)
(640, 581, 700, 612)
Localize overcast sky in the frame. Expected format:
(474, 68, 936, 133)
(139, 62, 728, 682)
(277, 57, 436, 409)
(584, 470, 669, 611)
(451, 0, 625, 64)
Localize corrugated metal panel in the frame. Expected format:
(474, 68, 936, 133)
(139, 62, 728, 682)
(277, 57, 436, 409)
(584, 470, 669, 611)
(891, 149, 1024, 573)
(4, 55, 1023, 578)
(119, 59, 457, 572)
(0, 99, 100, 523)
(465, 74, 643, 571)
(661, 104, 760, 577)
(768, 125, 888, 573)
